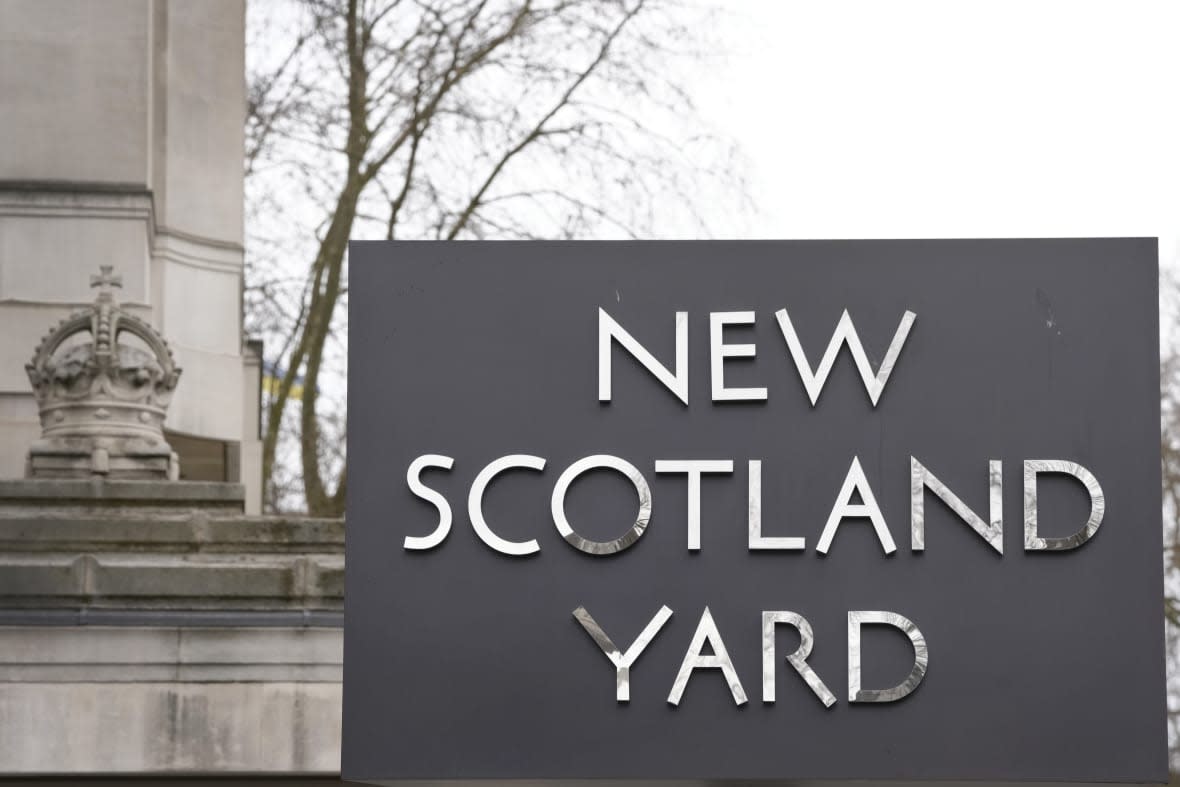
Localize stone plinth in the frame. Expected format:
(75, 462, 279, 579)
(0, 479, 344, 775)
(0, 478, 245, 512)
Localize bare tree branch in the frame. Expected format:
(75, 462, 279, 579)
(245, 0, 740, 514)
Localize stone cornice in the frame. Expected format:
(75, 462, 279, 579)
(0, 182, 246, 257)
(0, 184, 154, 224)
(154, 230, 243, 274)
(0, 625, 342, 682)
(0, 480, 343, 612)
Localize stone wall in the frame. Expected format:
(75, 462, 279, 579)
(0, 0, 261, 511)
(0, 480, 343, 775)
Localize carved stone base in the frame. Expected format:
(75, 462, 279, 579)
(0, 477, 342, 775)
(27, 436, 179, 481)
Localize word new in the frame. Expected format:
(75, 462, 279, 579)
(598, 307, 916, 405)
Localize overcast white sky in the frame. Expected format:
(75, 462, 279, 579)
(695, 1, 1180, 273)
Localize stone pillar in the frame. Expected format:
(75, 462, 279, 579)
(0, 0, 261, 511)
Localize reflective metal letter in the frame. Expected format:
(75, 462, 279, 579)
(598, 308, 688, 405)
(710, 311, 768, 401)
(748, 459, 805, 550)
(404, 454, 455, 550)
(655, 460, 733, 550)
(468, 454, 545, 556)
(848, 610, 928, 702)
(762, 611, 836, 707)
(1024, 460, 1105, 550)
(775, 308, 916, 406)
(573, 605, 673, 702)
(911, 457, 1003, 554)
(668, 606, 748, 706)
(816, 457, 895, 555)
(552, 455, 651, 555)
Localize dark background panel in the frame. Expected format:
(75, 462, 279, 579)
(343, 239, 1164, 782)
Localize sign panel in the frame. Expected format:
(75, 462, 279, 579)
(343, 239, 1165, 782)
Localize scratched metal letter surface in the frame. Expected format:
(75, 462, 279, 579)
(848, 610, 928, 703)
(654, 460, 733, 551)
(551, 455, 652, 555)
(748, 460, 806, 550)
(573, 605, 673, 702)
(762, 611, 837, 707)
(468, 455, 546, 556)
(910, 457, 1003, 554)
(1023, 460, 1106, 550)
(668, 607, 748, 707)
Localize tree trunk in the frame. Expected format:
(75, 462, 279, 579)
(298, 178, 361, 515)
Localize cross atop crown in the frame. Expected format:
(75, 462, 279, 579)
(90, 266, 123, 298)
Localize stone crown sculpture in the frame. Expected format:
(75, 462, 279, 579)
(25, 266, 182, 480)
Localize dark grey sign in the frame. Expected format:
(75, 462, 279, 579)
(343, 239, 1165, 782)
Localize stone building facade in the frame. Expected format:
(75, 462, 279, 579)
(0, 1, 344, 780)
(0, 0, 263, 512)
